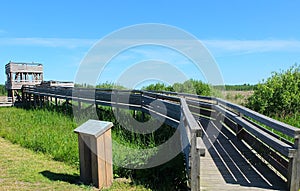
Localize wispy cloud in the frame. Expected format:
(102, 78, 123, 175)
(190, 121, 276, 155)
(0, 37, 97, 48)
(0, 29, 7, 35)
(1, 37, 300, 53)
(203, 39, 300, 54)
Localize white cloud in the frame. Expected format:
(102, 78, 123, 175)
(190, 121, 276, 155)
(203, 39, 300, 53)
(0, 29, 6, 34)
(0, 37, 97, 48)
(1, 37, 300, 54)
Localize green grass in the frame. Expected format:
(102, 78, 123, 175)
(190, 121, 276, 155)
(0, 107, 79, 166)
(0, 106, 188, 190)
(273, 112, 300, 129)
(0, 136, 150, 191)
(0, 136, 92, 191)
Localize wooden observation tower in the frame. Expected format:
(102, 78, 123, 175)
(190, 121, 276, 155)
(5, 61, 43, 102)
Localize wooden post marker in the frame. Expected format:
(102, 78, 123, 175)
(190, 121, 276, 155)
(74, 119, 113, 189)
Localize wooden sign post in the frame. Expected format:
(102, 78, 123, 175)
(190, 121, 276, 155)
(74, 119, 113, 189)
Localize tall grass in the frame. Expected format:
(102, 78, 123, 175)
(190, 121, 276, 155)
(0, 107, 79, 166)
(0, 105, 188, 190)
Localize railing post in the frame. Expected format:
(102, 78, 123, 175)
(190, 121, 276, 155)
(34, 94, 37, 108)
(190, 135, 201, 191)
(21, 87, 25, 105)
(288, 134, 300, 191)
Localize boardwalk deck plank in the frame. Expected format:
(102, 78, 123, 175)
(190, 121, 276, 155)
(200, 120, 287, 191)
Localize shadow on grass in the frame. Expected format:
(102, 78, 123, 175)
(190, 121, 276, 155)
(40, 170, 81, 185)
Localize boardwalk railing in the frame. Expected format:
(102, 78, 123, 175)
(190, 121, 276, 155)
(22, 86, 300, 191)
(167, 92, 300, 191)
(22, 86, 205, 191)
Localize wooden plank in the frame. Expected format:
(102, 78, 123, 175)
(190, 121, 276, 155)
(190, 135, 200, 191)
(216, 98, 299, 137)
(177, 92, 215, 102)
(197, 136, 206, 156)
(78, 134, 92, 184)
(288, 138, 300, 191)
(223, 116, 237, 133)
(195, 141, 201, 191)
(74, 89, 97, 100)
(188, 105, 213, 118)
(181, 98, 202, 135)
(140, 107, 180, 128)
(95, 92, 112, 102)
(94, 134, 105, 189)
(142, 96, 181, 121)
(104, 129, 113, 187)
(143, 95, 180, 114)
(235, 116, 294, 158)
(142, 91, 180, 102)
(185, 99, 214, 110)
(128, 94, 142, 105)
(214, 105, 294, 158)
(239, 130, 289, 178)
(243, 117, 293, 146)
(141, 96, 155, 106)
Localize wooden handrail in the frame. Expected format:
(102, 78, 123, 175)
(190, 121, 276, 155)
(22, 86, 300, 191)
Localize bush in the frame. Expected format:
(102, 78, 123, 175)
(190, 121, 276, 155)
(143, 79, 215, 96)
(173, 79, 211, 96)
(246, 64, 300, 117)
(142, 82, 174, 92)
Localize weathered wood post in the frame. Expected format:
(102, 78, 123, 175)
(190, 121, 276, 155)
(39, 94, 42, 108)
(180, 98, 205, 191)
(74, 119, 113, 189)
(288, 132, 300, 191)
(22, 87, 25, 105)
(34, 94, 37, 108)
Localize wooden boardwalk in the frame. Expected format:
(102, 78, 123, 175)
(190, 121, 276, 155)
(200, 120, 287, 191)
(21, 87, 300, 191)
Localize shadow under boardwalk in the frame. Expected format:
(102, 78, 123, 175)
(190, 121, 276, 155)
(199, 120, 287, 191)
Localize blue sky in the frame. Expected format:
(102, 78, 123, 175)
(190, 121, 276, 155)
(0, 1, 300, 86)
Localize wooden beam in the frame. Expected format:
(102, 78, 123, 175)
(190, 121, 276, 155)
(288, 137, 300, 191)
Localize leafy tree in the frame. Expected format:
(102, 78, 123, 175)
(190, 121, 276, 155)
(96, 82, 126, 90)
(173, 79, 211, 96)
(75, 82, 126, 89)
(142, 79, 213, 96)
(246, 64, 300, 117)
(142, 82, 173, 92)
(223, 84, 256, 91)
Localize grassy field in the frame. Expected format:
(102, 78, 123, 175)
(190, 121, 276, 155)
(222, 90, 254, 105)
(0, 136, 150, 191)
(0, 137, 92, 191)
(0, 107, 152, 191)
(0, 106, 186, 190)
(0, 107, 79, 166)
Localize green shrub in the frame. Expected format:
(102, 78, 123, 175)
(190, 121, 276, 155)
(142, 82, 174, 92)
(246, 64, 300, 117)
(142, 79, 218, 97)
